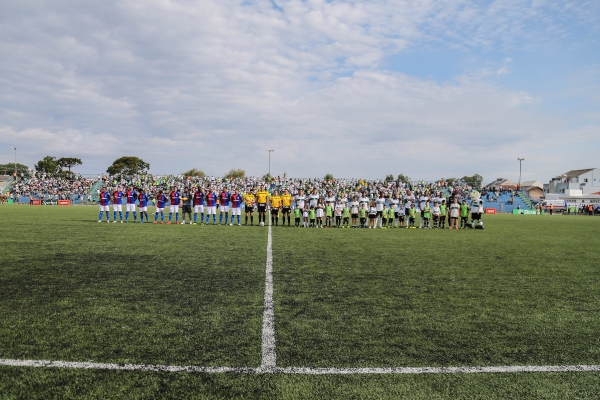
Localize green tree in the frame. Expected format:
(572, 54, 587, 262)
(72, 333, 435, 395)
(182, 168, 206, 178)
(224, 169, 246, 179)
(462, 174, 483, 187)
(397, 174, 410, 183)
(384, 174, 395, 183)
(106, 156, 150, 175)
(56, 157, 82, 173)
(442, 177, 459, 186)
(324, 173, 334, 181)
(262, 173, 273, 182)
(0, 163, 30, 177)
(35, 156, 59, 174)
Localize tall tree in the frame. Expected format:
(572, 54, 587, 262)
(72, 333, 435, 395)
(182, 168, 206, 178)
(462, 174, 483, 187)
(384, 174, 395, 183)
(397, 174, 410, 183)
(35, 156, 59, 174)
(324, 173, 334, 181)
(106, 156, 150, 175)
(0, 163, 30, 177)
(56, 157, 82, 173)
(262, 173, 273, 182)
(224, 169, 246, 179)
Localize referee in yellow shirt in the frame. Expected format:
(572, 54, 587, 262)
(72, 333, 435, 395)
(270, 190, 282, 226)
(255, 185, 270, 226)
(243, 189, 256, 226)
(281, 189, 293, 226)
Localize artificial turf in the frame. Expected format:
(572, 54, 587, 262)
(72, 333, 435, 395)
(273, 214, 600, 368)
(0, 206, 267, 366)
(0, 205, 599, 398)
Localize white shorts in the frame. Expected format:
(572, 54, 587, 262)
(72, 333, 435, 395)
(220, 206, 229, 213)
(140, 206, 147, 212)
(194, 205, 204, 213)
(113, 204, 122, 212)
(99, 205, 109, 212)
(156, 207, 164, 213)
(126, 204, 136, 212)
(316, 209, 324, 218)
(170, 205, 179, 213)
(207, 206, 217, 215)
(231, 207, 241, 216)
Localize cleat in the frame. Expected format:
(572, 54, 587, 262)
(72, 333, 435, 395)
(98, 220, 101, 223)
(193, 223, 197, 225)
(121, 221, 123, 223)
(167, 222, 171, 225)
(176, 222, 180, 225)
(153, 221, 157, 224)
(230, 223, 233, 226)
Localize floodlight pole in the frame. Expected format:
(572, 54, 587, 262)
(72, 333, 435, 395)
(10, 147, 17, 179)
(518, 158, 525, 190)
(266, 149, 274, 176)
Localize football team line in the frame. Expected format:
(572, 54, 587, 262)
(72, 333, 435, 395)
(97, 185, 484, 229)
(2, 224, 599, 374)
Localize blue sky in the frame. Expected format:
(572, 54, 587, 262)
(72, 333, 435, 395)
(0, 0, 598, 183)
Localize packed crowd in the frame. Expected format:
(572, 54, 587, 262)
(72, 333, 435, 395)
(8, 175, 96, 202)
(100, 174, 475, 203)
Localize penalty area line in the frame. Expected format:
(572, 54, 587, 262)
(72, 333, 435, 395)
(1, 359, 599, 374)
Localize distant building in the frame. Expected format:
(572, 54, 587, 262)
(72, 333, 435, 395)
(543, 168, 600, 196)
(521, 180, 544, 199)
(485, 178, 517, 189)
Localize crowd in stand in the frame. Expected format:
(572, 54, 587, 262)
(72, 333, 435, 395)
(8, 174, 96, 203)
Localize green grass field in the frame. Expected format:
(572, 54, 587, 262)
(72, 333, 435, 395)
(1, 206, 599, 399)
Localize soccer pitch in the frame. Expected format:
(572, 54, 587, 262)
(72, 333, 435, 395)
(1, 206, 599, 399)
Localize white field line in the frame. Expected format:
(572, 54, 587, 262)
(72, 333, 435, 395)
(261, 223, 276, 370)
(1, 359, 599, 374)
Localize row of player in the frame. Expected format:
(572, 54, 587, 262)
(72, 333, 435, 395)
(98, 185, 484, 229)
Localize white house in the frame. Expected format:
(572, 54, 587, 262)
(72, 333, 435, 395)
(543, 168, 600, 196)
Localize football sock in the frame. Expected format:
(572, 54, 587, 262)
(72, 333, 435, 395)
(155, 212, 158, 221)
(133, 211, 137, 221)
(169, 213, 172, 222)
(99, 211, 103, 220)
(237, 216, 240, 224)
(113, 211, 117, 220)
(194, 214, 197, 223)
(175, 213, 179, 222)
(125, 211, 129, 221)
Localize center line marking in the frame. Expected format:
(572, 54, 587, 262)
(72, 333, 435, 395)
(260, 223, 276, 371)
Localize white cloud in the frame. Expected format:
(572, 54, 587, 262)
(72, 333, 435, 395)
(0, 0, 598, 183)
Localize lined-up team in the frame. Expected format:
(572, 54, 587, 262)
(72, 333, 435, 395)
(97, 185, 484, 229)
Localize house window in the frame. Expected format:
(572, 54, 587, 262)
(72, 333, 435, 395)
(584, 178, 588, 182)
